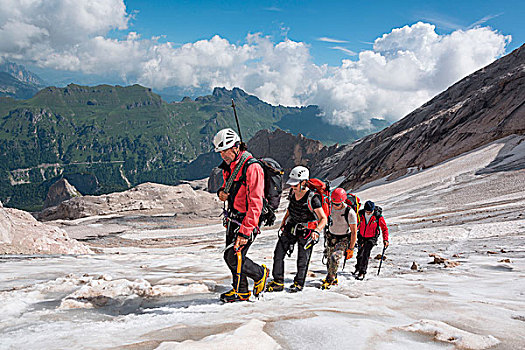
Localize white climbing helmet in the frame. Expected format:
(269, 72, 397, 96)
(287, 166, 309, 185)
(213, 128, 240, 152)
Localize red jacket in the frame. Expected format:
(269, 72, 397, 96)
(357, 211, 389, 241)
(221, 151, 264, 238)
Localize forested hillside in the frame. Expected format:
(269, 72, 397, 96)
(0, 84, 387, 210)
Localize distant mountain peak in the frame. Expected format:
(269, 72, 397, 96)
(211, 86, 251, 101)
(212, 87, 228, 97)
(0, 72, 40, 100)
(0, 60, 45, 86)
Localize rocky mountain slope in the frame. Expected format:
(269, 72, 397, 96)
(247, 129, 329, 173)
(0, 61, 46, 86)
(313, 43, 525, 190)
(0, 61, 44, 99)
(0, 72, 41, 99)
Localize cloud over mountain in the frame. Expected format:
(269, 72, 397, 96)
(0, 1, 511, 129)
(310, 23, 510, 129)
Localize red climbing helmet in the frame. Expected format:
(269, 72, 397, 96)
(331, 187, 347, 204)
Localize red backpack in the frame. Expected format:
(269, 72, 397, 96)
(345, 191, 361, 223)
(305, 178, 332, 231)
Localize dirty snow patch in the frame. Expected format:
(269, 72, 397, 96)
(399, 319, 500, 349)
(155, 319, 280, 350)
(59, 275, 211, 309)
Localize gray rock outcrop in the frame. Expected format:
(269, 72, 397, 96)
(37, 182, 221, 221)
(44, 178, 82, 209)
(0, 206, 92, 255)
(248, 129, 328, 174)
(207, 168, 224, 194)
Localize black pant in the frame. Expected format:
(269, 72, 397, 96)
(355, 234, 378, 275)
(223, 217, 264, 293)
(272, 223, 313, 287)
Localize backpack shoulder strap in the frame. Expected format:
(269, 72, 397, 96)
(374, 207, 383, 221)
(344, 206, 350, 224)
(373, 209, 383, 237)
(240, 156, 259, 183)
(224, 151, 251, 193)
(307, 190, 315, 214)
(307, 190, 322, 216)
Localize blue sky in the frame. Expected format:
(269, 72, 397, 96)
(0, 0, 522, 128)
(123, 0, 524, 66)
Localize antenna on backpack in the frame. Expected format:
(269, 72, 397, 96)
(231, 99, 247, 151)
(231, 99, 243, 143)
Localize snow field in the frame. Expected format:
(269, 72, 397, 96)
(1, 139, 525, 349)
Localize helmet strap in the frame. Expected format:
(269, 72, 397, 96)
(232, 146, 241, 160)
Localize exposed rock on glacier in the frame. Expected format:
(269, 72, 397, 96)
(0, 206, 92, 254)
(37, 182, 221, 221)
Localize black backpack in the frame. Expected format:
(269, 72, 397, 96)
(241, 157, 283, 226)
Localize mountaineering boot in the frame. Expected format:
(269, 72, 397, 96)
(253, 265, 269, 298)
(356, 273, 365, 281)
(266, 280, 284, 292)
(320, 278, 338, 290)
(289, 281, 303, 293)
(220, 289, 251, 303)
(320, 280, 331, 290)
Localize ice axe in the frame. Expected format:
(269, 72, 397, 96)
(221, 241, 235, 253)
(377, 245, 387, 276)
(342, 239, 354, 271)
(235, 248, 243, 293)
(342, 245, 348, 271)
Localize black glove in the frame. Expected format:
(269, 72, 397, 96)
(265, 210, 276, 226)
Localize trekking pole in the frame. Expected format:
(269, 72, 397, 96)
(342, 242, 347, 271)
(231, 99, 243, 143)
(377, 245, 387, 276)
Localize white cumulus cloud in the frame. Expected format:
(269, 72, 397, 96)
(0, 1, 512, 130)
(310, 22, 510, 129)
(0, 0, 130, 65)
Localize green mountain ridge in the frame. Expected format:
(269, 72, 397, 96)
(0, 84, 388, 210)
